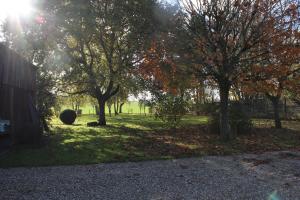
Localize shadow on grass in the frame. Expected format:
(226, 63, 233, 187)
(0, 124, 205, 167)
(0, 115, 299, 168)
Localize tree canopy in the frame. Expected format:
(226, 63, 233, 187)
(1, 0, 299, 138)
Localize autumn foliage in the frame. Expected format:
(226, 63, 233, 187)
(139, 39, 182, 95)
(138, 1, 300, 135)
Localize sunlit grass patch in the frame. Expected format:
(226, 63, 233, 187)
(0, 114, 299, 168)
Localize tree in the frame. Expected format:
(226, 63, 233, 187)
(179, 0, 296, 140)
(116, 88, 129, 114)
(112, 88, 129, 116)
(113, 96, 119, 116)
(67, 95, 86, 113)
(240, 2, 300, 128)
(106, 98, 114, 117)
(52, 0, 157, 125)
(138, 99, 144, 115)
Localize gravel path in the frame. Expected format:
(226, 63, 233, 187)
(1, 151, 300, 200)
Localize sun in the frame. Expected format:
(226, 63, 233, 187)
(0, 0, 33, 19)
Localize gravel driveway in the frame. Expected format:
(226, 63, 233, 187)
(1, 151, 300, 200)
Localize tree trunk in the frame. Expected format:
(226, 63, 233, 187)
(219, 82, 231, 140)
(41, 116, 50, 132)
(114, 101, 119, 116)
(284, 98, 287, 120)
(270, 96, 282, 129)
(119, 103, 125, 113)
(117, 101, 119, 114)
(108, 105, 112, 117)
(98, 99, 106, 126)
(95, 105, 99, 115)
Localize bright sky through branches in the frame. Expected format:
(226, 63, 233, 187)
(0, 0, 33, 21)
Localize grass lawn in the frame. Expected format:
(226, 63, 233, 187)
(0, 114, 299, 168)
(61, 101, 149, 115)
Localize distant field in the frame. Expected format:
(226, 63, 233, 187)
(61, 101, 149, 115)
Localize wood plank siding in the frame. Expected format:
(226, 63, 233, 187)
(0, 44, 36, 91)
(0, 44, 41, 144)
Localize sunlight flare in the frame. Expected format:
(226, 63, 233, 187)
(0, 0, 33, 19)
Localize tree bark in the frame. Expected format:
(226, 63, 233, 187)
(108, 105, 112, 117)
(98, 99, 106, 126)
(284, 98, 287, 120)
(269, 96, 282, 129)
(114, 101, 119, 116)
(119, 103, 125, 113)
(219, 81, 231, 140)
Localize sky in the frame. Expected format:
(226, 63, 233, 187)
(0, 0, 180, 22)
(0, 0, 33, 21)
(164, 0, 178, 4)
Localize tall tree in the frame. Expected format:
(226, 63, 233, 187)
(179, 0, 297, 140)
(243, 30, 300, 128)
(239, 1, 300, 128)
(138, 3, 194, 96)
(51, 0, 156, 125)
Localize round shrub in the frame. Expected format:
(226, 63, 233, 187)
(59, 109, 77, 125)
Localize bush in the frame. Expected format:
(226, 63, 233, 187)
(154, 94, 190, 127)
(59, 109, 77, 125)
(229, 103, 253, 134)
(209, 103, 252, 136)
(196, 103, 219, 115)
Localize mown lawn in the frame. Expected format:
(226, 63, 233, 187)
(0, 114, 299, 168)
(61, 101, 150, 115)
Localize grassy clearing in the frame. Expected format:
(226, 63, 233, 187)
(61, 101, 149, 115)
(0, 114, 299, 168)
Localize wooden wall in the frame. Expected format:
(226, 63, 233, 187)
(0, 44, 36, 92)
(0, 44, 41, 144)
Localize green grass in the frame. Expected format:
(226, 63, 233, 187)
(61, 101, 149, 115)
(0, 114, 299, 168)
(0, 114, 207, 168)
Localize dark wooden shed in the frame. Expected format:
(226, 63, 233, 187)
(0, 44, 41, 144)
